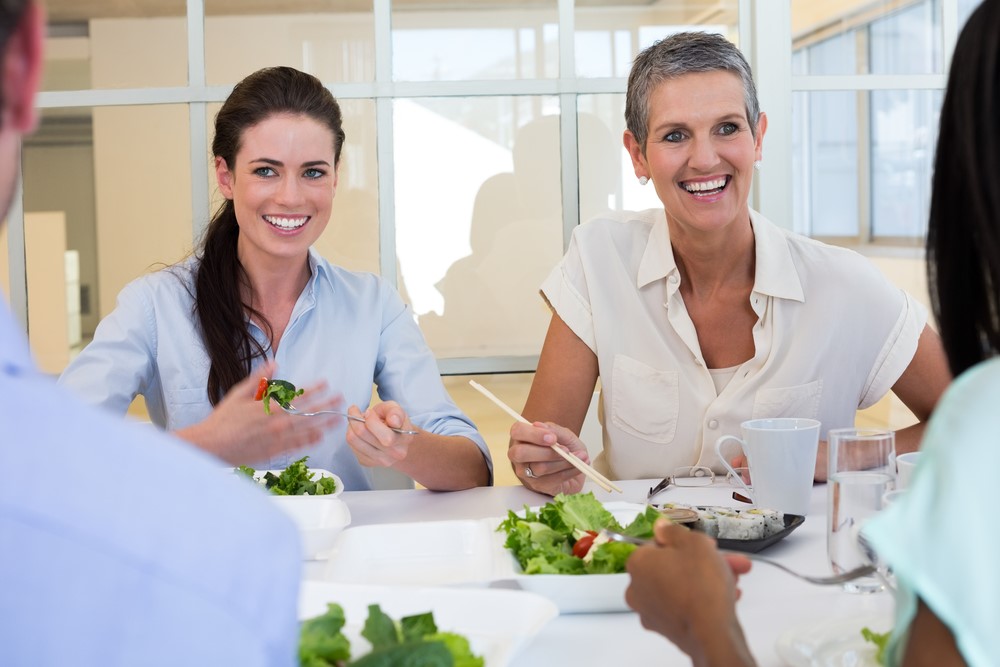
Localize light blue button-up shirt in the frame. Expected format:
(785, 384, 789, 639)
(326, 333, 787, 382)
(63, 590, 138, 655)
(58, 250, 492, 490)
(0, 301, 302, 666)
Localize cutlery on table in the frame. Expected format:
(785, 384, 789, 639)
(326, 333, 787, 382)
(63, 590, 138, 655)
(600, 530, 876, 586)
(648, 479, 753, 504)
(280, 404, 419, 435)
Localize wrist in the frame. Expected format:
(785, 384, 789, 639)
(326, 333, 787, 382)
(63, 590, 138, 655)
(174, 422, 223, 461)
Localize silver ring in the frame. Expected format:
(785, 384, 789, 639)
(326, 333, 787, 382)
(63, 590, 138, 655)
(524, 466, 536, 479)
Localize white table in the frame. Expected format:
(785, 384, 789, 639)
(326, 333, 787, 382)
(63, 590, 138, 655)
(309, 479, 893, 666)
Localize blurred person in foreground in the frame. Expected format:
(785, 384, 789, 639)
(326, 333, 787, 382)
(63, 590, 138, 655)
(58, 66, 492, 491)
(0, 2, 302, 665)
(508, 31, 951, 496)
(626, 2, 1000, 664)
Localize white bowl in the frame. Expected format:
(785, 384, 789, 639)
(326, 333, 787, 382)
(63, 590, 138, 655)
(271, 495, 352, 559)
(895, 452, 921, 490)
(247, 468, 349, 559)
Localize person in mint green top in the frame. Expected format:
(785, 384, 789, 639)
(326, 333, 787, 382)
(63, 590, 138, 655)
(622, 2, 1000, 665)
(864, 359, 1000, 666)
(860, 0, 1000, 662)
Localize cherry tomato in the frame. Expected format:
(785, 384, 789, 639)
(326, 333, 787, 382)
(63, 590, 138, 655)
(572, 530, 598, 559)
(253, 377, 269, 401)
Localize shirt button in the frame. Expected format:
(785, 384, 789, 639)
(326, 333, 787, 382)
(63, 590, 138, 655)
(669, 275, 679, 284)
(708, 419, 719, 429)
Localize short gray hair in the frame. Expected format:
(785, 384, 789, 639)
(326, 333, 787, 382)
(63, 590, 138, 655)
(625, 31, 761, 150)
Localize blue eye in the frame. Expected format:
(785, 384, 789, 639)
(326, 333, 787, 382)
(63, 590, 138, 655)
(719, 123, 738, 136)
(304, 168, 325, 179)
(254, 166, 276, 177)
(664, 130, 685, 142)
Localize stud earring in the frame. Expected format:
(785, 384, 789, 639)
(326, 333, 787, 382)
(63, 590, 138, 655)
(753, 160, 762, 170)
(638, 176, 649, 185)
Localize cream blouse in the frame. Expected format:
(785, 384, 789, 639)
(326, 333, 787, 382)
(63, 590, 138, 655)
(540, 209, 925, 480)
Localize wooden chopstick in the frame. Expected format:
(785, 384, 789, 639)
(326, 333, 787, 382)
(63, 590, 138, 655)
(468, 380, 623, 494)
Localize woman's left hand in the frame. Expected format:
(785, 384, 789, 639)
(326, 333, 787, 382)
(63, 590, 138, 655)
(625, 520, 755, 666)
(344, 400, 419, 467)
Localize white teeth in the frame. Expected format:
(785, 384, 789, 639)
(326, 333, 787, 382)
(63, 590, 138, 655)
(264, 215, 307, 229)
(683, 177, 727, 193)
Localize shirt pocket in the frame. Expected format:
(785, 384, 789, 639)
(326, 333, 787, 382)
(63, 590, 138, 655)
(610, 354, 679, 445)
(163, 386, 212, 429)
(751, 380, 823, 420)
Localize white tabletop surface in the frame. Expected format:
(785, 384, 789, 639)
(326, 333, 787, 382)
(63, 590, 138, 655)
(305, 478, 894, 666)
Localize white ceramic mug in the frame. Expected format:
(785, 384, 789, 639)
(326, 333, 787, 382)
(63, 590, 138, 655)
(895, 451, 921, 490)
(715, 418, 821, 516)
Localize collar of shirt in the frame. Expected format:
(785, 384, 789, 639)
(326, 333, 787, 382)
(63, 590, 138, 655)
(0, 301, 34, 378)
(246, 248, 331, 341)
(749, 209, 805, 304)
(634, 209, 806, 305)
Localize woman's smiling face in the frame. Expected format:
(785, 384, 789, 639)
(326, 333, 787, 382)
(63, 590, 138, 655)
(626, 70, 766, 238)
(215, 112, 338, 266)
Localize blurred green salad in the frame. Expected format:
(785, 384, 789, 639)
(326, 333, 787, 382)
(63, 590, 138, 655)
(300, 602, 484, 667)
(236, 456, 337, 496)
(497, 492, 661, 575)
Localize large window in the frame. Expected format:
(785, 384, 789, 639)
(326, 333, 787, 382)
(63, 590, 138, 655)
(791, 0, 981, 243)
(2, 0, 982, 380)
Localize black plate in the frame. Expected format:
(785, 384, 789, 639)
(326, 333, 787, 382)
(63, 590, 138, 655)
(713, 513, 805, 553)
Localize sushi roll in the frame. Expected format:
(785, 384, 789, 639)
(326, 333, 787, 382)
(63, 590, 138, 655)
(716, 509, 765, 540)
(692, 508, 720, 538)
(745, 508, 784, 537)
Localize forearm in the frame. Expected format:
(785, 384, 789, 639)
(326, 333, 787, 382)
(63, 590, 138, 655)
(689, 618, 757, 667)
(392, 433, 491, 490)
(893, 421, 927, 455)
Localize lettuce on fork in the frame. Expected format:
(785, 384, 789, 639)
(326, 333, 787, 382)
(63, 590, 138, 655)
(498, 492, 660, 575)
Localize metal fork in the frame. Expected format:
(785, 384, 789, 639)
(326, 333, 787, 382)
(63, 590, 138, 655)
(601, 530, 876, 586)
(280, 404, 419, 435)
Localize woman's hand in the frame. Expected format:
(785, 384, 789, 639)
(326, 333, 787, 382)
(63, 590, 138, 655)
(625, 520, 756, 667)
(508, 421, 592, 496)
(344, 400, 418, 468)
(175, 361, 342, 465)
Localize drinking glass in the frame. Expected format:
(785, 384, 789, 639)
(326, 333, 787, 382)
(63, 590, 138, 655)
(827, 428, 896, 593)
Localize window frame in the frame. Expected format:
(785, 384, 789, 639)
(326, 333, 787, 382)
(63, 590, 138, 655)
(4, 0, 968, 374)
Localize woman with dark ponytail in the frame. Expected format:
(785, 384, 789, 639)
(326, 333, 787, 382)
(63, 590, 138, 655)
(60, 67, 492, 491)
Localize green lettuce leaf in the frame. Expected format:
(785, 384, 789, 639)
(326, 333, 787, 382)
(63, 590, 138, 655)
(256, 456, 337, 496)
(497, 492, 655, 575)
(262, 378, 304, 415)
(299, 603, 351, 665)
(861, 627, 891, 665)
(620, 505, 663, 537)
(298, 603, 482, 667)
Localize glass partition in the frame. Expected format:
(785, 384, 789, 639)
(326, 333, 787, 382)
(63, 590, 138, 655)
(401, 96, 563, 359)
(575, 0, 739, 78)
(392, 1, 558, 81)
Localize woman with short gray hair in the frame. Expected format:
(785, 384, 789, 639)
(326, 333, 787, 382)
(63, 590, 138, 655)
(508, 31, 950, 496)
